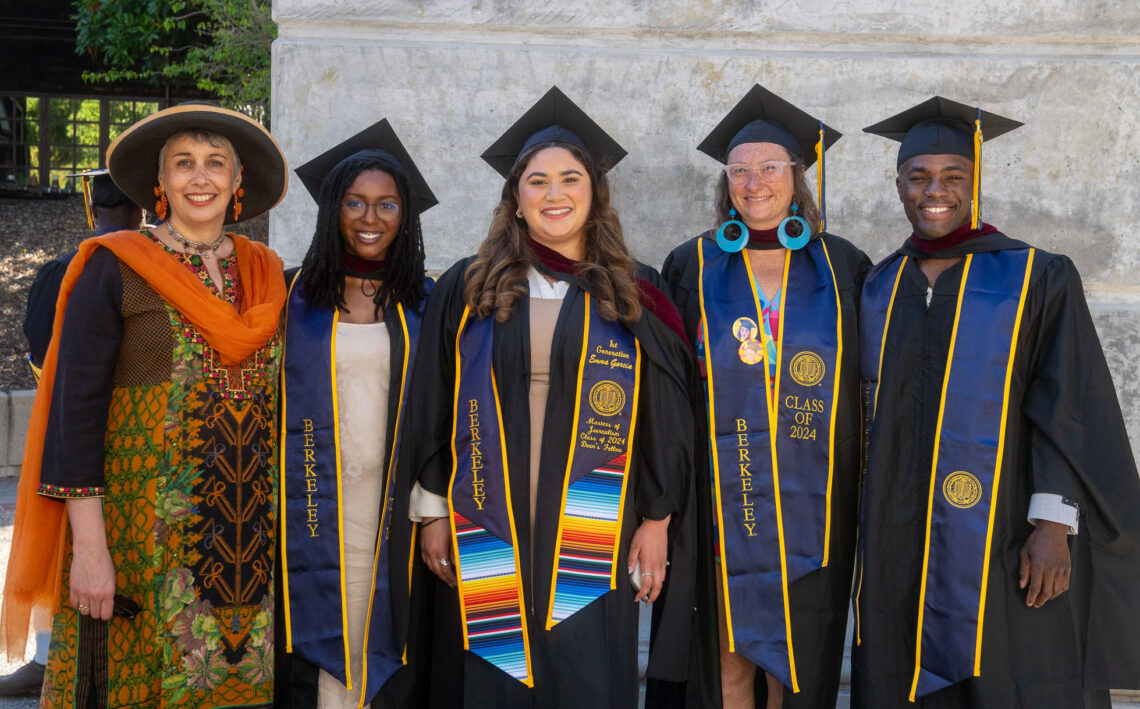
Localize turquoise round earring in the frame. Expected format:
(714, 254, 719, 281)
(716, 208, 749, 253)
(777, 200, 811, 250)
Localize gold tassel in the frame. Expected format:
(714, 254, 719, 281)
(971, 115, 983, 230)
(816, 127, 825, 233)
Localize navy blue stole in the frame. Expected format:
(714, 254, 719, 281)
(860, 248, 1036, 699)
(279, 272, 423, 702)
(697, 237, 843, 691)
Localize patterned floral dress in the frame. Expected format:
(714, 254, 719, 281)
(37, 236, 281, 708)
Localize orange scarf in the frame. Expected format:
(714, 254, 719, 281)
(1, 230, 285, 657)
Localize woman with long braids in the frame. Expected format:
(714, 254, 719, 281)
(275, 120, 436, 709)
(651, 85, 870, 709)
(404, 87, 696, 708)
(1, 103, 287, 707)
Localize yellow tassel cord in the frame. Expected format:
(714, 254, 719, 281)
(815, 127, 825, 233)
(971, 116, 983, 229)
(81, 177, 94, 230)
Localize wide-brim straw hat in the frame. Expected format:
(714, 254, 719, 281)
(106, 103, 288, 223)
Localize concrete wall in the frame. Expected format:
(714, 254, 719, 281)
(269, 2, 1140, 439)
(0, 391, 35, 478)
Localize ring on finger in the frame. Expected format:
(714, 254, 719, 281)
(77, 604, 89, 613)
(438, 558, 450, 567)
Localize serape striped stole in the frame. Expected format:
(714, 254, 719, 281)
(449, 294, 640, 684)
(860, 248, 1035, 700)
(697, 237, 843, 692)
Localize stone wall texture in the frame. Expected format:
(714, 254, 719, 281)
(270, 1, 1140, 443)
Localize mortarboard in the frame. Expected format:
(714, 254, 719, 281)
(864, 96, 1022, 228)
(697, 84, 841, 232)
(481, 86, 627, 178)
(294, 118, 438, 215)
(696, 84, 841, 167)
(65, 169, 132, 230)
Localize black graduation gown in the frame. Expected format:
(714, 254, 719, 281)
(852, 232, 1140, 709)
(23, 249, 78, 367)
(648, 232, 870, 708)
(274, 269, 430, 709)
(405, 257, 696, 709)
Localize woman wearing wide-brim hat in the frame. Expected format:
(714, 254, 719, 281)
(1, 103, 288, 708)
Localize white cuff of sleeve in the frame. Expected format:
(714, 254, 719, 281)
(409, 482, 449, 522)
(1027, 493, 1079, 535)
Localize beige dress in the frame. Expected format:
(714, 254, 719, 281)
(408, 267, 568, 529)
(317, 320, 391, 709)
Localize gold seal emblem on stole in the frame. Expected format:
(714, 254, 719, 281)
(789, 351, 826, 386)
(589, 381, 626, 416)
(943, 471, 983, 509)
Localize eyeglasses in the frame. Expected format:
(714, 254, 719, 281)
(341, 200, 401, 222)
(724, 161, 798, 186)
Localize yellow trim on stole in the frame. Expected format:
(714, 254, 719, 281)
(767, 250, 800, 692)
(819, 239, 842, 568)
(446, 307, 534, 687)
(546, 295, 592, 630)
(910, 254, 974, 702)
(611, 340, 641, 583)
(447, 308, 471, 648)
(855, 256, 908, 646)
(279, 271, 302, 653)
(697, 246, 736, 650)
(357, 304, 413, 705)
(974, 248, 1035, 674)
(328, 307, 354, 690)
(490, 361, 535, 687)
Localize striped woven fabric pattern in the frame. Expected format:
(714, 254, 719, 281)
(454, 512, 529, 681)
(550, 454, 627, 623)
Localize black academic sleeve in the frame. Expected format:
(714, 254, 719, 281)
(1020, 255, 1140, 689)
(39, 247, 123, 495)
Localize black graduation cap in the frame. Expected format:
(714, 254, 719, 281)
(65, 169, 130, 207)
(65, 169, 132, 230)
(481, 86, 627, 178)
(862, 96, 1022, 169)
(294, 118, 438, 215)
(696, 84, 841, 167)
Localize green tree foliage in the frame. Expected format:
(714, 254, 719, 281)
(74, 0, 275, 123)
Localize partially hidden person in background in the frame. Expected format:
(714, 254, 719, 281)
(1, 102, 288, 708)
(23, 169, 146, 381)
(649, 84, 870, 709)
(275, 118, 437, 709)
(405, 86, 697, 708)
(853, 96, 1140, 708)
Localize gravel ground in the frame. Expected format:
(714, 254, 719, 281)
(0, 197, 268, 392)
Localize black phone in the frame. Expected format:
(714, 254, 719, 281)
(112, 594, 139, 620)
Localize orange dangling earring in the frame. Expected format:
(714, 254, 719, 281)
(232, 187, 245, 221)
(232, 166, 245, 221)
(153, 186, 168, 220)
